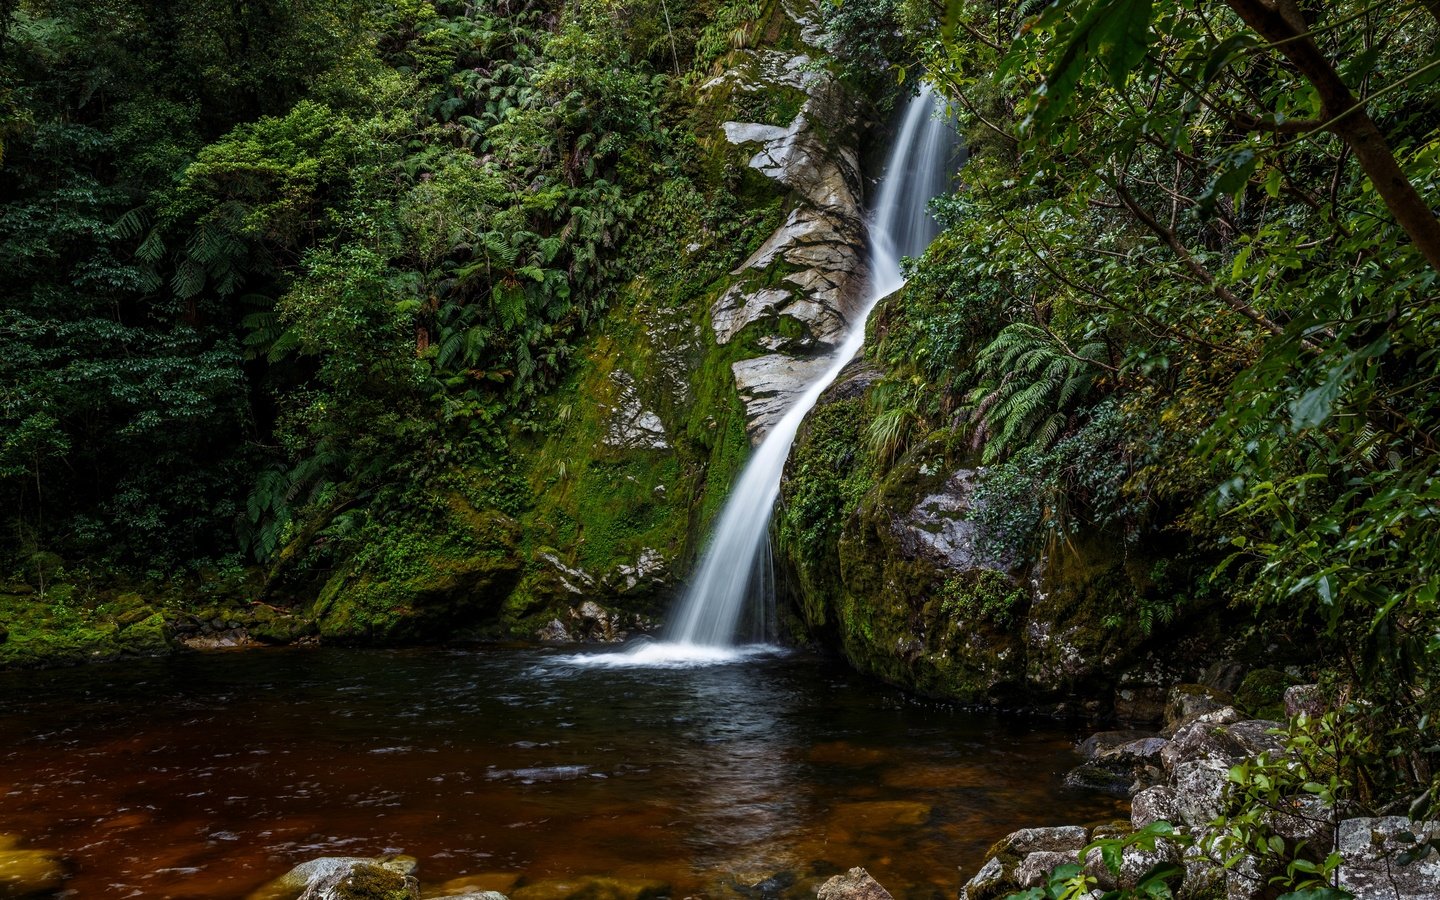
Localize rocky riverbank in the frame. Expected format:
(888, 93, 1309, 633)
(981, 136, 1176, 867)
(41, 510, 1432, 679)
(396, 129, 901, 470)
(954, 684, 1440, 900)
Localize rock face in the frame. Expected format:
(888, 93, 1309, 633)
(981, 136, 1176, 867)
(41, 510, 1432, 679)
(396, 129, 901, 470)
(776, 330, 1262, 712)
(705, 1, 870, 441)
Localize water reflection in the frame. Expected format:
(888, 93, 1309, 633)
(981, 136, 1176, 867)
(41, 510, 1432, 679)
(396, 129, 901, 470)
(0, 648, 1125, 898)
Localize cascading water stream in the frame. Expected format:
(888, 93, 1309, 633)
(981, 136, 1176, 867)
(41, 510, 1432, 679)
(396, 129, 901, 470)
(577, 85, 957, 667)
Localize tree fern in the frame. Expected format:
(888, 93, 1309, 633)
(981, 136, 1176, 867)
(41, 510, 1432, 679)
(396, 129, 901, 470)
(968, 323, 1105, 462)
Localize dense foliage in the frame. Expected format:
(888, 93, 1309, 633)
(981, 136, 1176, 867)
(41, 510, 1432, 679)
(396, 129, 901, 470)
(851, 0, 1440, 825)
(0, 0, 746, 576)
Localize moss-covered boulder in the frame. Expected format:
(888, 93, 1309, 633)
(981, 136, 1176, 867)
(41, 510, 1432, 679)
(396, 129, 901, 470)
(311, 500, 524, 644)
(777, 368, 1233, 715)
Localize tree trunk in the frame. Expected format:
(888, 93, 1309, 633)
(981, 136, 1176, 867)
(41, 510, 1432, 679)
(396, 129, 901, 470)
(1226, 0, 1440, 274)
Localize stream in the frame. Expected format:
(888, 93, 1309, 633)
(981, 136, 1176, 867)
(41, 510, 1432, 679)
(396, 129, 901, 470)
(0, 646, 1123, 898)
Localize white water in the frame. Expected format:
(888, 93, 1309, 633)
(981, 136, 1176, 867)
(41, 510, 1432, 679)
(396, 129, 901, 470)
(570, 85, 957, 668)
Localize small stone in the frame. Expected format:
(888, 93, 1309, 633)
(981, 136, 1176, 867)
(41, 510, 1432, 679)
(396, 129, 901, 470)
(249, 856, 419, 900)
(816, 867, 893, 900)
(431, 874, 521, 896)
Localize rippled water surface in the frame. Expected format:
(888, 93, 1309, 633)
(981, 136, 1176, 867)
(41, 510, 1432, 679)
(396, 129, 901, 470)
(0, 646, 1125, 898)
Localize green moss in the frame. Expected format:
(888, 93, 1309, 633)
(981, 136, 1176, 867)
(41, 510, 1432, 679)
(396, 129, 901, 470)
(1234, 668, 1297, 719)
(938, 570, 1026, 629)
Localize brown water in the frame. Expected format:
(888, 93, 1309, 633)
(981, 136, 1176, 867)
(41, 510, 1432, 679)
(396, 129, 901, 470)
(0, 646, 1125, 899)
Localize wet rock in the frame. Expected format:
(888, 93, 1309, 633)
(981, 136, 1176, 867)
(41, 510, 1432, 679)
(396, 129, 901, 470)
(508, 876, 668, 900)
(1079, 730, 1153, 760)
(1015, 852, 1073, 888)
(896, 469, 1008, 571)
(299, 863, 419, 900)
(601, 549, 668, 599)
(725, 869, 798, 898)
(0, 834, 66, 898)
(535, 619, 570, 643)
(1336, 816, 1440, 900)
(815, 867, 893, 900)
(1062, 764, 1131, 794)
(601, 371, 669, 451)
(249, 856, 419, 900)
(1263, 795, 1334, 855)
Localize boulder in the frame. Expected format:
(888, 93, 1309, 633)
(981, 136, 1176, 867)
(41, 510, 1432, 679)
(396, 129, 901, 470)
(1015, 852, 1074, 888)
(993, 826, 1089, 857)
(428, 874, 521, 897)
(1161, 708, 1244, 773)
(298, 863, 419, 900)
(1336, 816, 1440, 900)
(1283, 684, 1326, 720)
(1079, 730, 1153, 761)
(1164, 685, 1234, 734)
(816, 867, 893, 900)
(959, 856, 1013, 900)
(1131, 785, 1182, 829)
(249, 856, 419, 900)
(1170, 759, 1233, 828)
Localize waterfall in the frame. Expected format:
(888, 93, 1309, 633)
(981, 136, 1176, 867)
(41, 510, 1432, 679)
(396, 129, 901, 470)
(572, 85, 957, 667)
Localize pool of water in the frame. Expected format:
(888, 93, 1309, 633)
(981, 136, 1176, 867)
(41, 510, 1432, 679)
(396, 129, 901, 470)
(0, 645, 1125, 898)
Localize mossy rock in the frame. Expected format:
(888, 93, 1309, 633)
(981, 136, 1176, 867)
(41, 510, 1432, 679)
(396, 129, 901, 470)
(1234, 668, 1297, 719)
(314, 504, 525, 645)
(117, 613, 172, 656)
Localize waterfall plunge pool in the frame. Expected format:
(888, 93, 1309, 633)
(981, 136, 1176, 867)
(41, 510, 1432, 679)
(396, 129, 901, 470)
(0, 647, 1124, 898)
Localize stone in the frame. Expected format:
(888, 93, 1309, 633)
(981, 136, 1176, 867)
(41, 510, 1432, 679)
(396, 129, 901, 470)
(1062, 764, 1131, 794)
(1200, 660, 1247, 694)
(1233, 669, 1296, 719)
(1263, 795, 1335, 855)
(298, 863, 419, 900)
(1170, 758, 1233, 827)
(1161, 708, 1244, 772)
(601, 371, 669, 451)
(509, 876, 669, 900)
(1131, 785, 1182, 829)
(1283, 684, 1326, 720)
(895, 470, 1008, 570)
(0, 841, 66, 898)
(993, 826, 1089, 856)
(1015, 852, 1074, 888)
(1117, 839, 1183, 890)
(816, 867, 893, 900)
(1336, 816, 1440, 900)
(1079, 730, 1153, 761)
(535, 619, 571, 642)
(249, 856, 419, 900)
(1164, 685, 1234, 734)
(959, 856, 1012, 900)
(1222, 720, 1283, 758)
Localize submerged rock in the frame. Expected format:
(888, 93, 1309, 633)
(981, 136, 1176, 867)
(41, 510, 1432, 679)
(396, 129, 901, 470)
(0, 834, 66, 898)
(426, 873, 520, 897)
(815, 867, 893, 900)
(508, 876, 668, 900)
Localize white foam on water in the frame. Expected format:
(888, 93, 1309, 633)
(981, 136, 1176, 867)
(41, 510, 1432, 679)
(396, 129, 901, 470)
(550, 642, 785, 669)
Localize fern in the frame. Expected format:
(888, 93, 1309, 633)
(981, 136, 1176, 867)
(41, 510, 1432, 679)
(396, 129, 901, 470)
(968, 323, 1105, 462)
